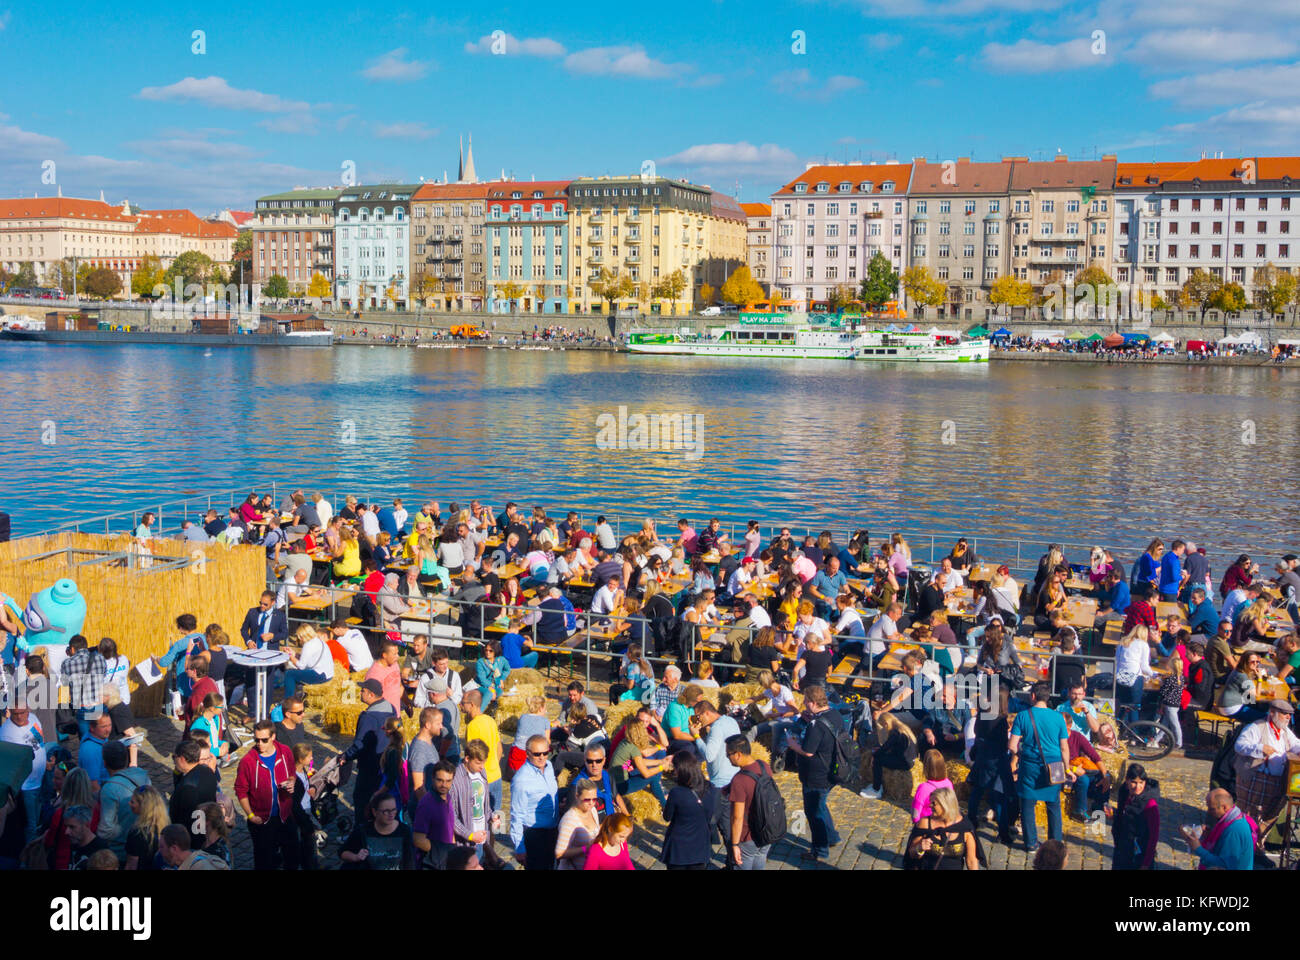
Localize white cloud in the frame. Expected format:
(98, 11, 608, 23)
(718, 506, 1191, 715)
(659, 141, 800, 181)
(982, 37, 1109, 72)
(1148, 62, 1300, 106)
(1099, 0, 1300, 30)
(1130, 29, 1296, 66)
(0, 118, 336, 211)
(688, 73, 725, 88)
(563, 45, 684, 79)
(463, 33, 566, 57)
(360, 48, 432, 82)
(126, 134, 257, 161)
(137, 76, 310, 113)
(258, 114, 319, 135)
(847, 0, 1066, 16)
(374, 121, 438, 140)
(864, 32, 902, 50)
(770, 69, 863, 100)
(1166, 101, 1300, 147)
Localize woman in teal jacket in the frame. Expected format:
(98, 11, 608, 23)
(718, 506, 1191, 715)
(474, 640, 512, 710)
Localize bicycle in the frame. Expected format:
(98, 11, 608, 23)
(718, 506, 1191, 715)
(1112, 714, 1176, 762)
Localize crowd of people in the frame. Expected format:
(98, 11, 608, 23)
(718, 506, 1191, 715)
(3, 491, 1298, 871)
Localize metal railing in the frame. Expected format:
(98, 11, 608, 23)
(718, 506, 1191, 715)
(267, 575, 1127, 705)
(31, 480, 1272, 588)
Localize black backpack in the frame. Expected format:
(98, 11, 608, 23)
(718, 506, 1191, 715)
(817, 714, 861, 788)
(738, 764, 786, 847)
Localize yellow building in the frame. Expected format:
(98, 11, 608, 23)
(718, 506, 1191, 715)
(565, 175, 745, 316)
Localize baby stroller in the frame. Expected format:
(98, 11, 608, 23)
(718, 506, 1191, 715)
(309, 753, 354, 849)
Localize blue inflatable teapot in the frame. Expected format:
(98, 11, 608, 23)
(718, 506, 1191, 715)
(22, 579, 87, 655)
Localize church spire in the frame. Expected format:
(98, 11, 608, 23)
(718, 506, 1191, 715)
(463, 133, 477, 183)
(458, 135, 464, 182)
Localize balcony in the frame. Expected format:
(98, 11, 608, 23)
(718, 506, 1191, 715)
(1010, 208, 1031, 219)
(443, 251, 463, 262)
(625, 254, 640, 263)
(588, 211, 603, 222)
(626, 235, 642, 243)
(587, 252, 604, 264)
(864, 210, 884, 219)
(1031, 250, 1082, 264)
(624, 212, 641, 222)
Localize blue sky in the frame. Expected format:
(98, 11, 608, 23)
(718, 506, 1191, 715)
(2, 0, 1298, 212)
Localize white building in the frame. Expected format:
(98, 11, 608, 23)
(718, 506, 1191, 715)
(333, 184, 420, 310)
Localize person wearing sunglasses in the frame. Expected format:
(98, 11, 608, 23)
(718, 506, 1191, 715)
(554, 778, 602, 869)
(573, 743, 626, 818)
(233, 718, 298, 870)
(509, 734, 559, 870)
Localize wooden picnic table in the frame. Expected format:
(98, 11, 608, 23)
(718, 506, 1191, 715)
(288, 591, 335, 612)
(1155, 601, 1189, 620)
(499, 561, 530, 580)
(1061, 597, 1098, 631)
(967, 563, 997, 583)
(1064, 576, 1094, 593)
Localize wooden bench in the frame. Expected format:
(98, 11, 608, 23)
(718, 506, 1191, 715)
(1194, 709, 1234, 746)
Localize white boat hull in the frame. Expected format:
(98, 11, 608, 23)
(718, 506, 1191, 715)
(626, 341, 856, 359)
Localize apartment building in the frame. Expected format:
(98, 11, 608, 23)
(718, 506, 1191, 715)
(566, 175, 723, 315)
(769, 162, 911, 306)
(250, 188, 341, 290)
(334, 183, 420, 310)
(484, 180, 571, 314)
(740, 202, 772, 294)
(410, 182, 490, 310)
(701, 190, 748, 296)
(906, 158, 1012, 321)
(1008, 157, 1117, 295)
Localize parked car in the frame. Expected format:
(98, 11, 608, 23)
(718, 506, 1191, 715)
(700, 306, 722, 316)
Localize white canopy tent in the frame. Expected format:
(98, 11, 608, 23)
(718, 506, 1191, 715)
(1151, 331, 1176, 343)
(928, 326, 962, 338)
(1219, 332, 1264, 346)
(1030, 328, 1066, 341)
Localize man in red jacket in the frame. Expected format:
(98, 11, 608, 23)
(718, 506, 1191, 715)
(234, 718, 298, 870)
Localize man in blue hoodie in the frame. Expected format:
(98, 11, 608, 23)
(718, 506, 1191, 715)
(1094, 569, 1130, 627)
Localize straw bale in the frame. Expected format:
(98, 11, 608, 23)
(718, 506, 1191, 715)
(500, 682, 544, 703)
(508, 667, 546, 689)
(624, 788, 665, 824)
(719, 682, 763, 712)
(947, 759, 973, 802)
(323, 702, 365, 737)
(495, 695, 531, 735)
(604, 699, 643, 737)
(694, 686, 720, 709)
(881, 761, 925, 805)
(749, 740, 771, 766)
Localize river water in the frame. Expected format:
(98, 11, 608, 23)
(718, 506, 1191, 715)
(0, 343, 1296, 566)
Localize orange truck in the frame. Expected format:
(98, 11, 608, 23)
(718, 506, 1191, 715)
(449, 324, 488, 339)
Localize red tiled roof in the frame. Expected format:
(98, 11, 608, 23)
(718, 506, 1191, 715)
(775, 162, 913, 196)
(0, 197, 135, 222)
(483, 181, 571, 213)
(1009, 158, 1116, 190)
(227, 210, 254, 225)
(907, 159, 1012, 196)
(412, 182, 493, 201)
(1114, 162, 1192, 188)
(740, 202, 771, 217)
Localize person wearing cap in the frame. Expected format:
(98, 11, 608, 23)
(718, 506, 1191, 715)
(342, 678, 398, 816)
(1233, 699, 1300, 835)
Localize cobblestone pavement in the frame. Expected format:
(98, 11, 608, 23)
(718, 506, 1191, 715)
(133, 701, 1217, 871)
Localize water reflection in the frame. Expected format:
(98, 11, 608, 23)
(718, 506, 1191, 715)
(0, 343, 1295, 557)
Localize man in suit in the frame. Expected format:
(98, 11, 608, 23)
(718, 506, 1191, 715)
(241, 590, 289, 650)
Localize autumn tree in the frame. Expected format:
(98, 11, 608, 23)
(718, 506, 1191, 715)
(307, 272, 332, 299)
(901, 266, 944, 310)
(1252, 262, 1296, 318)
(720, 265, 764, 308)
(1207, 281, 1246, 313)
(1178, 269, 1223, 318)
(589, 270, 634, 314)
(697, 282, 715, 307)
(659, 269, 687, 314)
(987, 274, 1034, 316)
(828, 283, 857, 312)
(83, 267, 122, 299)
(132, 256, 166, 298)
(164, 250, 216, 290)
(497, 281, 526, 312)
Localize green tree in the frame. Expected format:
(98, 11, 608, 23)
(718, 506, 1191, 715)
(1252, 262, 1296, 318)
(263, 273, 290, 302)
(83, 267, 123, 299)
(720, 265, 764, 308)
(987, 274, 1034, 315)
(859, 252, 899, 309)
(1208, 281, 1247, 313)
(164, 251, 216, 290)
(901, 266, 944, 310)
(1178, 269, 1222, 318)
(589, 269, 634, 314)
(13, 263, 37, 289)
(0, 268, 11, 293)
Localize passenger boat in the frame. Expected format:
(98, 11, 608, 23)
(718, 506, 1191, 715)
(853, 330, 990, 362)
